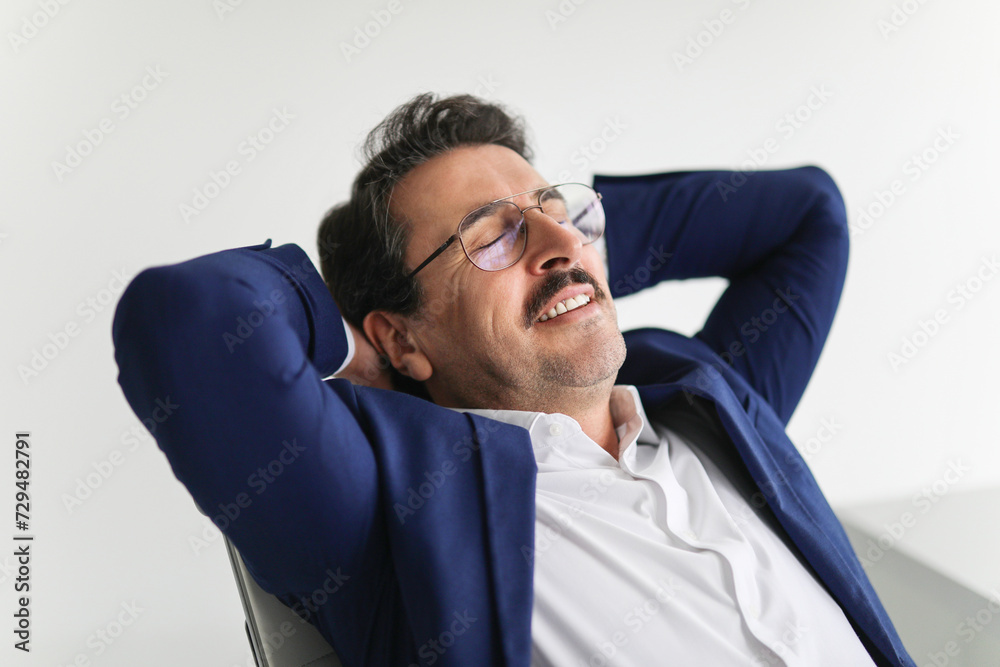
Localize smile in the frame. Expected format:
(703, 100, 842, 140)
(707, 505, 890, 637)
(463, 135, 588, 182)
(538, 294, 591, 322)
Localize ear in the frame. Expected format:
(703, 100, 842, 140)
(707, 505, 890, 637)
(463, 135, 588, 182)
(362, 310, 433, 382)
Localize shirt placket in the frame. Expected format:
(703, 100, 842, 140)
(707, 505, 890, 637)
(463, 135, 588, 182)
(620, 436, 792, 666)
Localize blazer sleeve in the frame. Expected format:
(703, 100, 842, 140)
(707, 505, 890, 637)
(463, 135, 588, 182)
(593, 166, 849, 425)
(111, 239, 380, 596)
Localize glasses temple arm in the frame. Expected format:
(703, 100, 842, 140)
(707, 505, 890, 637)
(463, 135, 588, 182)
(407, 234, 459, 279)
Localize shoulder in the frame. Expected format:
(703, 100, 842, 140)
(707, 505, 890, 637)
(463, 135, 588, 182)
(618, 327, 720, 384)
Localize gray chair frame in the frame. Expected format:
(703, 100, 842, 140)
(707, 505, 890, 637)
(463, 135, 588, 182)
(223, 536, 343, 667)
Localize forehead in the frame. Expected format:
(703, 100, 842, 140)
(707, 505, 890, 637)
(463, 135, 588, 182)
(392, 144, 548, 261)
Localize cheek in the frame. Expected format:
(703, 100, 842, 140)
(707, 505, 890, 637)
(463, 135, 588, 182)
(422, 281, 495, 338)
(421, 289, 459, 323)
(470, 284, 524, 340)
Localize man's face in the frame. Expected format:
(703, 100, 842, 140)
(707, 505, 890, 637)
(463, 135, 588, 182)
(386, 143, 627, 411)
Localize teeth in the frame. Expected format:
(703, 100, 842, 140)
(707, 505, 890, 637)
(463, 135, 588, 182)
(538, 294, 591, 322)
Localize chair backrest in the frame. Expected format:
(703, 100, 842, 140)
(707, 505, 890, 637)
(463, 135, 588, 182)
(223, 536, 343, 667)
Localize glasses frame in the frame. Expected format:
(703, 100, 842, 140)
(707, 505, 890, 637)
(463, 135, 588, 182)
(405, 182, 604, 279)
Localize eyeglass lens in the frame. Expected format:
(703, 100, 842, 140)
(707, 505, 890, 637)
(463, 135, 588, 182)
(458, 184, 604, 271)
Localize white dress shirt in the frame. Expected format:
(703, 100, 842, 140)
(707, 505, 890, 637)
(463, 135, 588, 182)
(455, 385, 876, 666)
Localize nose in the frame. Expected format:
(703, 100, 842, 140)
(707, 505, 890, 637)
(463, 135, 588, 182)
(520, 206, 584, 274)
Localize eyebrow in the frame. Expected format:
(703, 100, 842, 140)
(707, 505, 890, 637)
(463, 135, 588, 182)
(463, 182, 553, 218)
(461, 201, 507, 230)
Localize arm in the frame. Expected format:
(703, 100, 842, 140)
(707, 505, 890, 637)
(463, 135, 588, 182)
(111, 239, 381, 610)
(594, 166, 849, 424)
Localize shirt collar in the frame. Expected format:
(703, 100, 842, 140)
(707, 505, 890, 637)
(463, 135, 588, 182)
(614, 385, 661, 447)
(446, 385, 659, 457)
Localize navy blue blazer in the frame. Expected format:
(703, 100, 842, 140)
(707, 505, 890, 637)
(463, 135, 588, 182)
(112, 167, 916, 667)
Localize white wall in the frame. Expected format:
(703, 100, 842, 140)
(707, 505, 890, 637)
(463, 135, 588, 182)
(2, 0, 997, 664)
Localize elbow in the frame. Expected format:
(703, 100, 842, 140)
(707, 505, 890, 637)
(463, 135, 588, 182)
(112, 263, 232, 405)
(796, 165, 846, 211)
(793, 166, 851, 298)
(112, 266, 181, 437)
(795, 165, 847, 219)
(112, 266, 169, 366)
(791, 164, 850, 250)
(112, 265, 194, 402)
(112, 265, 195, 360)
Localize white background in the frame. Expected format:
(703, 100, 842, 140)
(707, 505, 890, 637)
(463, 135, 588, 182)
(2, 0, 998, 665)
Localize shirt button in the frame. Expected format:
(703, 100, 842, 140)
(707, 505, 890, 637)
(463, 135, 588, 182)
(681, 529, 697, 542)
(549, 423, 563, 437)
(748, 605, 761, 619)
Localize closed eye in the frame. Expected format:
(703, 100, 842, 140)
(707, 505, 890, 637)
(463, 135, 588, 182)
(474, 219, 525, 252)
(475, 234, 506, 251)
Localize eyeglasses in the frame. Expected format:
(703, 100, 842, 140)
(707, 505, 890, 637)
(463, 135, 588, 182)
(406, 182, 605, 278)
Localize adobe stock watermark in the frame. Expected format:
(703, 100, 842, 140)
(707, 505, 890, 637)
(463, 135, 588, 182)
(8, 0, 73, 54)
(672, 0, 755, 72)
(521, 469, 617, 564)
(179, 106, 295, 223)
(552, 116, 628, 184)
(733, 440, 830, 530)
(886, 254, 998, 371)
(228, 624, 305, 667)
(226, 574, 350, 667)
(545, 0, 588, 31)
(51, 66, 169, 182)
(62, 397, 179, 514)
(287, 566, 351, 625)
(53, 600, 144, 666)
(340, 0, 406, 63)
(233, 649, 259, 667)
(850, 126, 959, 238)
(223, 289, 288, 352)
(189, 515, 226, 557)
(581, 579, 679, 666)
(213, 0, 248, 21)
(715, 85, 833, 201)
(729, 466, 800, 530)
(224, 249, 339, 352)
(858, 459, 970, 569)
(751, 621, 809, 666)
(17, 268, 134, 386)
(922, 588, 1000, 667)
(877, 0, 931, 39)
(409, 610, 477, 667)
(0, 553, 20, 587)
(780, 416, 844, 478)
(393, 418, 504, 525)
(470, 73, 501, 99)
(680, 287, 801, 403)
(189, 438, 307, 555)
(612, 245, 673, 295)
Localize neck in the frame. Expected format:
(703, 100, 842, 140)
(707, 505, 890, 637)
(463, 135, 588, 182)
(433, 376, 623, 460)
(571, 395, 621, 461)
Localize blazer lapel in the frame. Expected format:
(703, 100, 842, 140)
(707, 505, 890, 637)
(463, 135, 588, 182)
(635, 368, 910, 666)
(469, 413, 538, 667)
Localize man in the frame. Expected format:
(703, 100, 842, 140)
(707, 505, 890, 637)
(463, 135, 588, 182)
(113, 93, 915, 666)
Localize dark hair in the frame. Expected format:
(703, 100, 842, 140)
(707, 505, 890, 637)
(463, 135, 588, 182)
(317, 93, 533, 391)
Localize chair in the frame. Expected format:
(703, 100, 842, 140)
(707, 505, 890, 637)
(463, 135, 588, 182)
(223, 535, 344, 667)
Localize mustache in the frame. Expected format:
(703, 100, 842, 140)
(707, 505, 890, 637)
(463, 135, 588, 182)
(523, 266, 606, 328)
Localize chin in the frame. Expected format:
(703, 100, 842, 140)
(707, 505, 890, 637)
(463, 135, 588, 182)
(541, 329, 627, 388)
